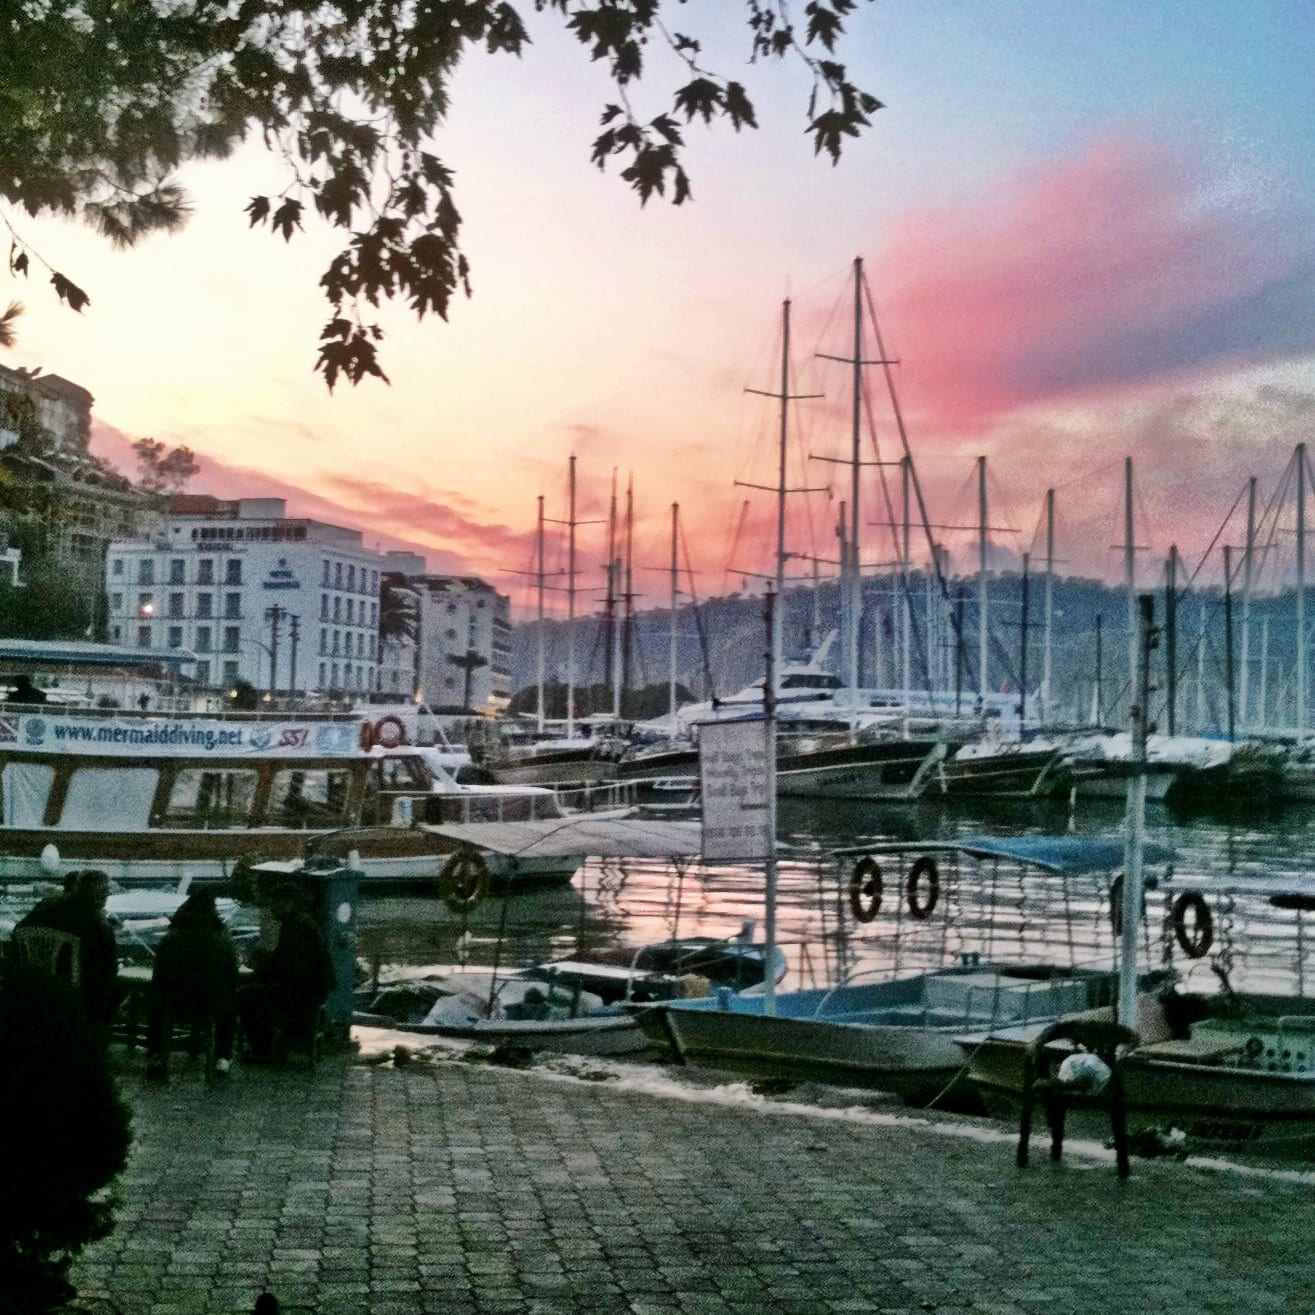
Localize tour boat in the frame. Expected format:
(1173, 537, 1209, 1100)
(0, 706, 610, 889)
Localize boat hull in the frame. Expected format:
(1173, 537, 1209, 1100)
(935, 747, 1067, 799)
(775, 739, 946, 801)
(641, 968, 1095, 1105)
(0, 825, 580, 891)
(963, 1003, 1315, 1154)
(353, 1009, 648, 1057)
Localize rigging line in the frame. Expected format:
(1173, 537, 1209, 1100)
(681, 518, 718, 700)
(859, 273, 974, 685)
(1178, 481, 1249, 592)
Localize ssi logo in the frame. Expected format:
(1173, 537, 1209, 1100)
(23, 717, 46, 746)
(279, 727, 310, 749)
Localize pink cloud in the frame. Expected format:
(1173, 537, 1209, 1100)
(874, 139, 1315, 432)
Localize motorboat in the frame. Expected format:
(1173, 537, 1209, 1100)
(352, 932, 786, 1058)
(637, 835, 1177, 1104)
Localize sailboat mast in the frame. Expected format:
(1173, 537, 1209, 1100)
(536, 494, 546, 734)
(623, 473, 635, 702)
(1043, 489, 1054, 725)
(1019, 552, 1031, 732)
(977, 455, 988, 704)
(775, 300, 791, 682)
(1125, 456, 1136, 723)
(1166, 546, 1179, 737)
(1224, 545, 1236, 743)
(1299, 442, 1307, 730)
(607, 469, 620, 718)
(567, 453, 577, 739)
(848, 257, 863, 695)
(669, 503, 679, 724)
(1240, 476, 1256, 728)
(901, 456, 912, 712)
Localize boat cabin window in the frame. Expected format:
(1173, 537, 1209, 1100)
(268, 768, 352, 827)
(377, 756, 430, 791)
(159, 768, 260, 829)
(1, 762, 55, 828)
(780, 673, 843, 691)
(62, 767, 158, 832)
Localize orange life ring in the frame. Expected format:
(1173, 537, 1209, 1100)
(373, 715, 406, 749)
(438, 848, 490, 912)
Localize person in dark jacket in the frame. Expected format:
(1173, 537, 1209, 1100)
(239, 883, 334, 1062)
(145, 890, 240, 1077)
(14, 869, 119, 1026)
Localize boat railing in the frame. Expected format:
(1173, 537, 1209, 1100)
(554, 780, 640, 813)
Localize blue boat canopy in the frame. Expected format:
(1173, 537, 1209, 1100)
(953, 834, 1173, 875)
(834, 833, 1173, 876)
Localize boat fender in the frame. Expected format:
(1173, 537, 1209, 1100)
(438, 848, 489, 912)
(906, 856, 939, 921)
(359, 720, 375, 751)
(848, 857, 882, 923)
(1171, 891, 1214, 959)
(374, 715, 406, 749)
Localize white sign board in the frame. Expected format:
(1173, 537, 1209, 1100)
(0, 713, 364, 758)
(699, 719, 770, 861)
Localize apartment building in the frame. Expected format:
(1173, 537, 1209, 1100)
(377, 553, 511, 711)
(105, 497, 387, 694)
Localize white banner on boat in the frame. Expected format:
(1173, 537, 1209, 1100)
(698, 718, 770, 861)
(0, 713, 364, 758)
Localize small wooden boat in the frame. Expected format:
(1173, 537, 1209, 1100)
(353, 934, 784, 1058)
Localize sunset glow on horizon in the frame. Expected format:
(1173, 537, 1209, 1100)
(4, 2, 1313, 621)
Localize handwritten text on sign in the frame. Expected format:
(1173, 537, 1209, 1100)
(699, 719, 769, 861)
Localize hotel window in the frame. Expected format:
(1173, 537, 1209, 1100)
(333, 597, 341, 622)
(370, 602, 377, 626)
(195, 661, 210, 686)
(138, 592, 155, 616)
(222, 660, 239, 684)
(225, 559, 242, 585)
(110, 592, 123, 613)
(334, 562, 342, 588)
(223, 627, 239, 653)
(198, 559, 215, 585)
(197, 593, 212, 619)
(320, 593, 328, 620)
(318, 662, 326, 687)
(322, 559, 331, 585)
(332, 631, 340, 655)
(167, 626, 183, 649)
(320, 627, 327, 655)
(346, 599, 354, 624)
(168, 592, 184, 618)
(111, 558, 124, 577)
(137, 625, 152, 647)
(169, 559, 186, 584)
(196, 627, 212, 653)
(138, 560, 155, 585)
(331, 662, 339, 686)
(111, 625, 121, 642)
(356, 633, 364, 657)
(347, 564, 356, 591)
(224, 593, 240, 619)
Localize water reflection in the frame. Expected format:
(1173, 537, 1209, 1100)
(360, 796, 1315, 1002)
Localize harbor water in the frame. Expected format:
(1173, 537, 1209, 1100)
(358, 795, 1315, 1002)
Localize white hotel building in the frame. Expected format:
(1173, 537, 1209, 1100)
(105, 497, 387, 695)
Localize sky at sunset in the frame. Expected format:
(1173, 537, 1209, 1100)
(4, 1, 1315, 619)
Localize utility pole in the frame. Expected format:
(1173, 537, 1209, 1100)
(288, 615, 300, 697)
(264, 604, 285, 695)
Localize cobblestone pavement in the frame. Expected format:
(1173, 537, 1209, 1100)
(70, 1051, 1314, 1315)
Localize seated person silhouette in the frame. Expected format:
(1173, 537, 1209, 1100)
(146, 890, 239, 1078)
(239, 883, 334, 1062)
